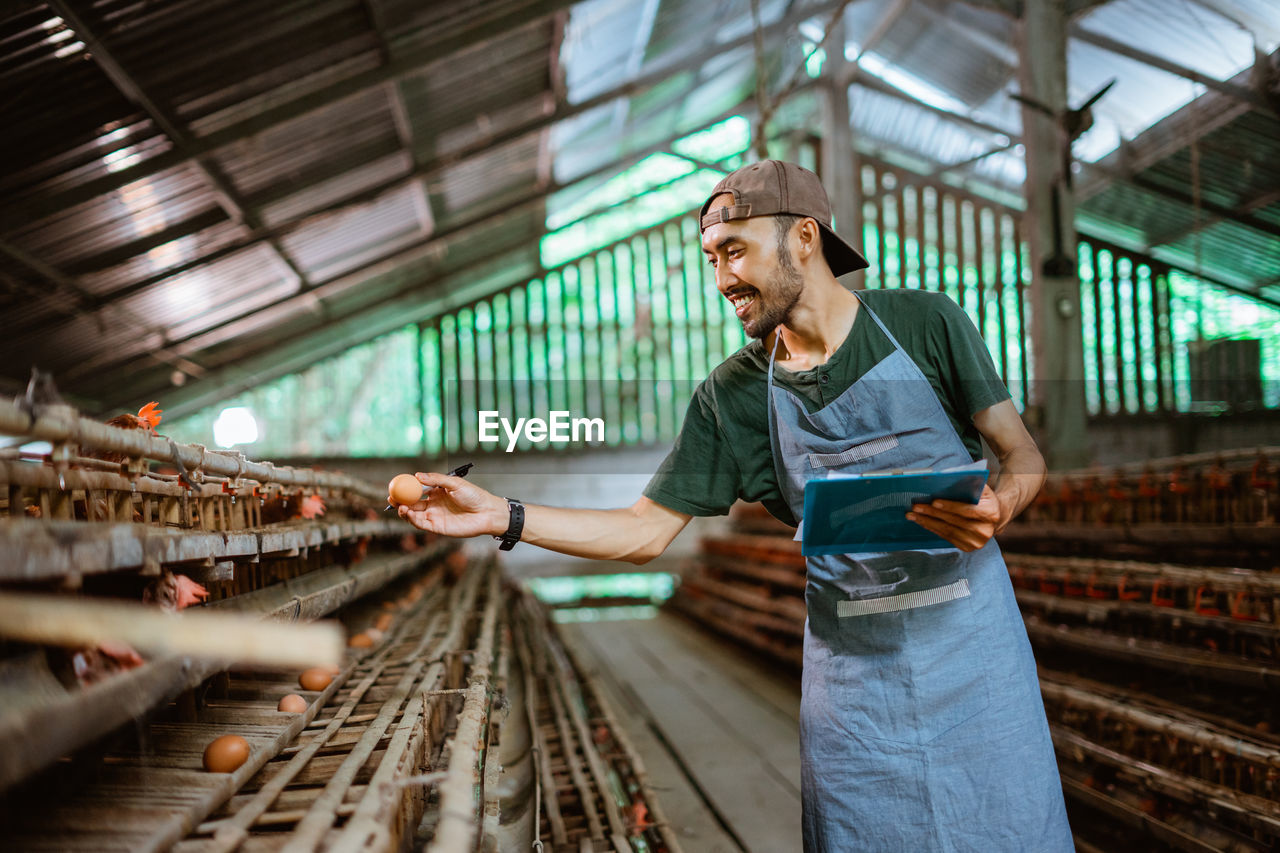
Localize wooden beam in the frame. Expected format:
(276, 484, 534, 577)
(1070, 24, 1272, 112)
(1076, 64, 1255, 201)
(854, 72, 1019, 141)
(820, 8, 861, 252)
(1087, 162, 1280, 241)
(916, 0, 1019, 66)
(0, 591, 344, 669)
(1186, 0, 1280, 43)
(1018, 0, 1089, 468)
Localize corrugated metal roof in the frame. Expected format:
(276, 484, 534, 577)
(0, 0, 1275, 418)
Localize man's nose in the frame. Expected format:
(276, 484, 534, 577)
(715, 263, 737, 294)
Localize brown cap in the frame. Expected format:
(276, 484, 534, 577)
(699, 160, 869, 276)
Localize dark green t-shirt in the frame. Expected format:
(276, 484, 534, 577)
(643, 289, 1011, 526)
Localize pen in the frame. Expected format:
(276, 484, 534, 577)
(386, 462, 474, 510)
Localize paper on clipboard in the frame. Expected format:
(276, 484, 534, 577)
(796, 460, 989, 554)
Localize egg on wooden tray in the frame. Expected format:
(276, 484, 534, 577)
(347, 628, 384, 649)
(277, 693, 307, 713)
(203, 734, 250, 773)
(298, 667, 334, 691)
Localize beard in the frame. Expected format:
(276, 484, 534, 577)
(740, 253, 804, 340)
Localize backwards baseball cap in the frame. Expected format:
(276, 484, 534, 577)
(699, 160, 869, 276)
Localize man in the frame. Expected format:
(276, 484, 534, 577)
(398, 160, 1073, 851)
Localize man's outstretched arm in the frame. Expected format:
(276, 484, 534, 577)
(396, 471, 692, 565)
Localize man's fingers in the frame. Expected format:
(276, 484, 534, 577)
(414, 472, 464, 489)
(908, 511, 965, 539)
(906, 509, 989, 551)
(920, 499, 990, 519)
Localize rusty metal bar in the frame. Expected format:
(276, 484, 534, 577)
(0, 400, 382, 500)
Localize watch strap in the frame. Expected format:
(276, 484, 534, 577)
(497, 498, 524, 551)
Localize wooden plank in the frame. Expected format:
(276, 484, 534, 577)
(604, 617, 801, 776)
(0, 517, 404, 581)
(0, 591, 344, 669)
(560, 613, 801, 853)
(560, 624, 744, 853)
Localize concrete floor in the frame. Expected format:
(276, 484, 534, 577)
(558, 610, 803, 853)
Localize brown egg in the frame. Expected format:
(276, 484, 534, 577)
(203, 734, 250, 773)
(277, 693, 307, 713)
(298, 667, 333, 691)
(375, 612, 393, 631)
(348, 631, 374, 649)
(388, 474, 423, 507)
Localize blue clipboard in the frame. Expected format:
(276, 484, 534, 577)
(801, 466, 989, 556)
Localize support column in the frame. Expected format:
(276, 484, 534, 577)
(819, 14, 862, 269)
(1016, 0, 1088, 468)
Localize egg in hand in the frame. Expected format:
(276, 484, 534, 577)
(388, 474, 423, 507)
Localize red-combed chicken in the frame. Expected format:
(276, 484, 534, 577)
(24, 401, 163, 519)
(88, 401, 163, 464)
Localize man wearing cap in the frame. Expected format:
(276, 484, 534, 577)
(398, 160, 1073, 851)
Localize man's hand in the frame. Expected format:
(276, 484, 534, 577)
(906, 483, 1004, 552)
(396, 472, 507, 539)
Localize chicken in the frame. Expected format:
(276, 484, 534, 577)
(298, 494, 326, 519)
(21, 402, 162, 519)
(260, 491, 327, 525)
(87, 401, 163, 464)
(71, 642, 145, 687)
(66, 571, 208, 688)
(143, 569, 210, 612)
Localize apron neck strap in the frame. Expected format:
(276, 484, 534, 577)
(766, 331, 781, 392)
(851, 290, 909, 354)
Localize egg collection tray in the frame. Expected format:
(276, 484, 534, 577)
(0, 554, 680, 853)
(666, 482, 1280, 852)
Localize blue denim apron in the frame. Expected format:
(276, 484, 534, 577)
(766, 294, 1072, 852)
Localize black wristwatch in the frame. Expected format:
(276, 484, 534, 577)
(495, 498, 524, 551)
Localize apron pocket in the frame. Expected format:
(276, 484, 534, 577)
(805, 587, 993, 748)
(807, 433, 899, 468)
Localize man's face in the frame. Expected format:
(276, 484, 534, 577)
(701, 195, 803, 340)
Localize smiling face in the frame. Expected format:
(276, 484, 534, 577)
(702, 194, 805, 340)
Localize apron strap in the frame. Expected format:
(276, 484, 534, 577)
(851, 290, 911, 354)
(765, 332, 782, 479)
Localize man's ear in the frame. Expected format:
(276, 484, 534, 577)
(796, 217, 822, 262)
